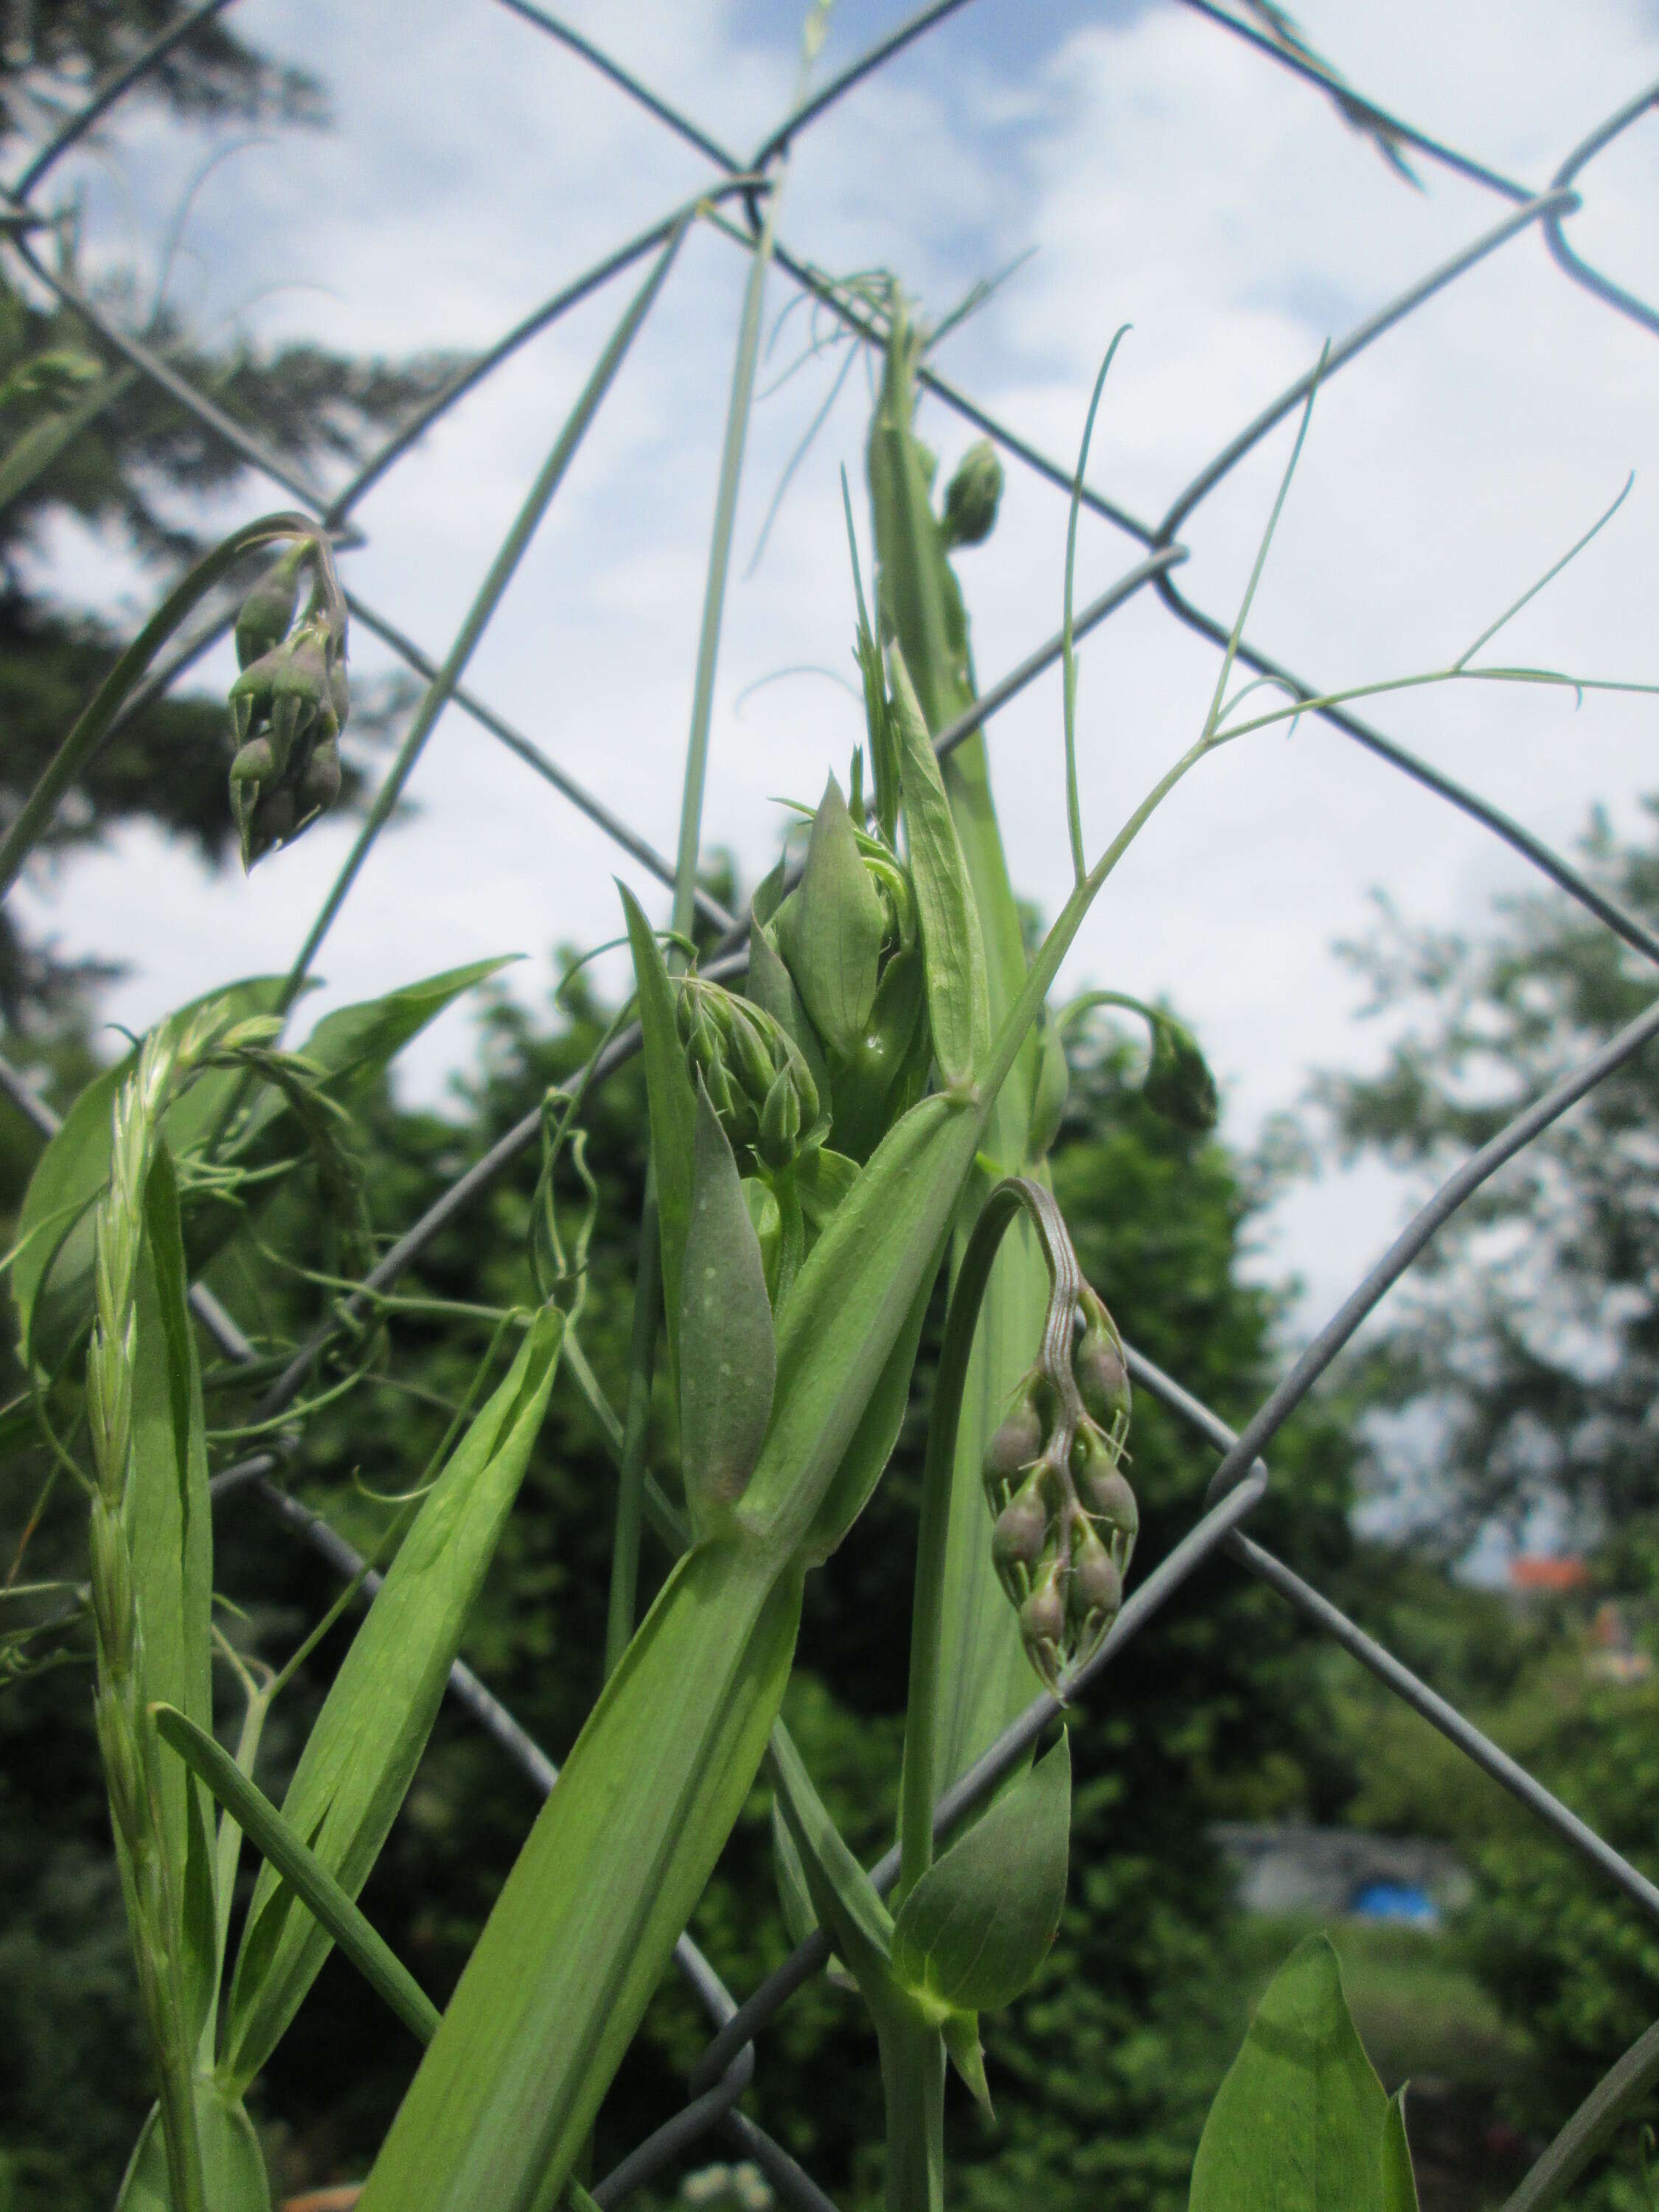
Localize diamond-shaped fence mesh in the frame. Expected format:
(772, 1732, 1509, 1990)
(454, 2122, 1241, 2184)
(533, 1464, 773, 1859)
(4, 7, 1659, 2208)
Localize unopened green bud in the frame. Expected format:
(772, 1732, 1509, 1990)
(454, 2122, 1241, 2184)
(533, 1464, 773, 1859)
(1077, 1458, 1138, 1553)
(295, 737, 341, 826)
(1143, 1016, 1219, 1134)
(757, 1066, 802, 1175)
(1019, 1572, 1068, 1692)
(234, 547, 305, 669)
(227, 608, 348, 869)
(982, 1397, 1045, 1506)
(1074, 1323, 1130, 1432)
(940, 439, 1004, 549)
(1067, 1524, 1122, 1649)
(991, 1478, 1051, 1601)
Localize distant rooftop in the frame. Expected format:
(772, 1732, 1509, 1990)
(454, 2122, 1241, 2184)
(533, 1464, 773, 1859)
(1509, 1555, 1590, 1593)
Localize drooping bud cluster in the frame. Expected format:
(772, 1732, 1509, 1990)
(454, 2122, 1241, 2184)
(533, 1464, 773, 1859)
(226, 538, 349, 869)
(677, 977, 824, 1178)
(982, 1287, 1138, 1693)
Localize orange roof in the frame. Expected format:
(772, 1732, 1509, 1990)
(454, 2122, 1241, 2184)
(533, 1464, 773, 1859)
(1509, 1556, 1590, 1593)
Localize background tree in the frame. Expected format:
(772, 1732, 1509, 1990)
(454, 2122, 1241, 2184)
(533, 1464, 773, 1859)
(0, 0, 450, 1040)
(1314, 801, 1659, 2205)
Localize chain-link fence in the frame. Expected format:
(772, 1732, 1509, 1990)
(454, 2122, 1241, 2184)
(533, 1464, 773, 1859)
(4, 6, 1659, 2207)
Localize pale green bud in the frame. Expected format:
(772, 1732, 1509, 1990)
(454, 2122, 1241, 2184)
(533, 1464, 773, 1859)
(940, 439, 1004, 549)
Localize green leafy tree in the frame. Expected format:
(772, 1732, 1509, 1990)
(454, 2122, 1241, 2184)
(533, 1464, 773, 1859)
(1314, 801, 1659, 2201)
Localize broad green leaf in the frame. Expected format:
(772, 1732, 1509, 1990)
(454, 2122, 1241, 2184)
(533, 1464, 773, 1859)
(793, 1144, 859, 1231)
(893, 1733, 1070, 2013)
(681, 1082, 775, 1531)
(774, 776, 887, 1062)
(769, 1725, 897, 2006)
(11, 978, 290, 1366)
(620, 883, 697, 1377)
(357, 1541, 804, 2212)
(155, 1703, 439, 2048)
(224, 1308, 563, 2086)
(1189, 1934, 1397, 2212)
(888, 647, 989, 1088)
(128, 1147, 217, 2039)
(114, 2079, 270, 2212)
(296, 956, 518, 1104)
(1382, 2092, 1420, 2212)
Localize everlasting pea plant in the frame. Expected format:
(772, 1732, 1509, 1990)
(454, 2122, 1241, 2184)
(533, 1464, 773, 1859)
(5, 226, 1642, 2212)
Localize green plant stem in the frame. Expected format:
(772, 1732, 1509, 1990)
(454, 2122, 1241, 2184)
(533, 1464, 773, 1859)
(279, 218, 690, 1011)
(1061, 329, 1129, 886)
(605, 1184, 661, 1680)
(669, 175, 785, 939)
(0, 511, 319, 901)
(883, 2015, 946, 2212)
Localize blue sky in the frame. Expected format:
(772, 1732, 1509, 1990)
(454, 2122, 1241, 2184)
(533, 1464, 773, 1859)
(15, 0, 1659, 1447)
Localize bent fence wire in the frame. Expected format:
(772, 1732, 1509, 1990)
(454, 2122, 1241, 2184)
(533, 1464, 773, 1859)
(4, 6, 1659, 2207)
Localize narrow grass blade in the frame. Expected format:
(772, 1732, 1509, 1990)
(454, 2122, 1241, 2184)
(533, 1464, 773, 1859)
(154, 1703, 439, 2048)
(130, 1148, 218, 2042)
(681, 1082, 775, 1528)
(223, 1308, 563, 2086)
(357, 1540, 804, 2212)
(620, 883, 697, 1375)
(0, 363, 136, 512)
(887, 647, 990, 1085)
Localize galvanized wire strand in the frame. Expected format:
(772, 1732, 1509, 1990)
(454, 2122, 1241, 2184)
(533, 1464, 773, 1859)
(1201, 987, 1659, 1509)
(1232, 1533, 1659, 1927)
(1172, 0, 1536, 203)
(5, 237, 344, 521)
(687, 1464, 1270, 2097)
(1153, 568, 1659, 970)
(9, 0, 244, 204)
(1154, 184, 1580, 544)
(343, 592, 739, 936)
(1118, 1341, 1659, 1930)
(492, 0, 743, 174)
(321, 179, 768, 531)
(748, 0, 983, 171)
(1543, 77, 1659, 340)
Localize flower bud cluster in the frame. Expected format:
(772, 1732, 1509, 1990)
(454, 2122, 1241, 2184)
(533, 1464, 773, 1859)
(677, 978, 824, 1178)
(939, 439, 1004, 550)
(226, 541, 349, 869)
(762, 785, 932, 1163)
(982, 1290, 1138, 1692)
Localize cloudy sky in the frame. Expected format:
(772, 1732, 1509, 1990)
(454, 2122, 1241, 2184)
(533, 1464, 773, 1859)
(16, 0, 1659, 1369)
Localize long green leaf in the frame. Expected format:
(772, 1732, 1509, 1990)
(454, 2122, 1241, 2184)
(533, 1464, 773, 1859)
(129, 1147, 218, 2045)
(1382, 2093, 1420, 2212)
(769, 1725, 897, 2003)
(358, 1540, 803, 2212)
(681, 1082, 775, 1531)
(223, 1307, 563, 2085)
(620, 883, 697, 1375)
(1189, 1935, 1403, 2212)
(888, 648, 989, 1088)
(295, 956, 518, 1103)
(154, 1703, 439, 2048)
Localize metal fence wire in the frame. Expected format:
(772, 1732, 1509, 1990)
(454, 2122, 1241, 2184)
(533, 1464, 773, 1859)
(4, 5, 1659, 2208)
